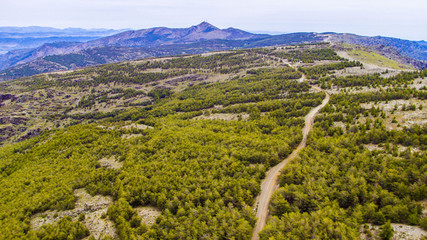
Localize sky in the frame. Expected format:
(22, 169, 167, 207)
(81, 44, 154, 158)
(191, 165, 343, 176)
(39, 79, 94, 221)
(1, 0, 426, 41)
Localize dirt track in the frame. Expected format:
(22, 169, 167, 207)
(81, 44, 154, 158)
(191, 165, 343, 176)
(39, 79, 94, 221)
(251, 86, 330, 240)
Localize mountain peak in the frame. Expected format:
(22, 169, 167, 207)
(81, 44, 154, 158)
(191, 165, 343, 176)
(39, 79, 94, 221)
(193, 21, 219, 32)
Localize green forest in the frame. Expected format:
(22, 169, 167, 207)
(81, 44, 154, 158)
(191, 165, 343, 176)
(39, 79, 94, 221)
(0, 45, 426, 239)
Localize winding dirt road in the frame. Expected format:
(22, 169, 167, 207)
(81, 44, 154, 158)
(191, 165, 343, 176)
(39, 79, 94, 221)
(251, 86, 330, 240)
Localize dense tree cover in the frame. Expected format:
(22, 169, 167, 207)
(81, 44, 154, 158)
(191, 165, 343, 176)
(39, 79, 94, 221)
(261, 125, 426, 239)
(317, 70, 426, 89)
(0, 62, 321, 239)
(273, 48, 345, 63)
(0, 116, 305, 239)
(115, 118, 301, 239)
(107, 198, 147, 239)
(0, 126, 123, 239)
(298, 61, 363, 79)
(44, 54, 88, 68)
(261, 73, 426, 239)
(34, 217, 90, 240)
(261, 205, 359, 239)
(147, 88, 173, 101)
(1, 45, 425, 239)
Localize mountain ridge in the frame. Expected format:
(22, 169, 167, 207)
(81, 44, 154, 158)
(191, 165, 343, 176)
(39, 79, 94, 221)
(0, 22, 426, 81)
(81, 22, 263, 48)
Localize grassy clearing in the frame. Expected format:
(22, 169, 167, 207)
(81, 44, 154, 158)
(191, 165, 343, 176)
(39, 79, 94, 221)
(348, 49, 413, 70)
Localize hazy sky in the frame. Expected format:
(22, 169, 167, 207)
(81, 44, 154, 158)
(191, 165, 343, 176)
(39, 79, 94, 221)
(1, 0, 426, 40)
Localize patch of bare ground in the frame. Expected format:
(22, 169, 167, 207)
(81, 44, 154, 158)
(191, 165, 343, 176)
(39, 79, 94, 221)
(200, 51, 233, 57)
(363, 144, 384, 151)
(360, 223, 427, 240)
(302, 60, 345, 68)
(388, 111, 426, 130)
(121, 133, 143, 139)
(334, 66, 402, 78)
(99, 156, 123, 170)
(31, 188, 117, 240)
(194, 113, 250, 121)
(362, 100, 424, 112)
(361, 100, 426, 130)
(333, 121, 347, 132)
(98, 123, 153, 131)
(135, 206, 161, 226)
(413, 77, 427, 90)
(121, 123, 153, 130)
(120, 123, 154, 139)
(363, 143, 421, 155)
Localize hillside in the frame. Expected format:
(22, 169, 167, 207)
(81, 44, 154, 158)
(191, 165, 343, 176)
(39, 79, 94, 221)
(0, 32, 323, 81)
(326, 33, 427, 61)
(1, 23, 426, 82)
(0, 43, 426, 239)
(80, 21, 262, 48)
(325, 33, 427, 69)
(0, 22, 264, 73)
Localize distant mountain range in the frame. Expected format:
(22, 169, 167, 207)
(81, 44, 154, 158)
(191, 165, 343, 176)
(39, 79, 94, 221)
(0, 22, 426, 81)
(0, 27, 128, 54)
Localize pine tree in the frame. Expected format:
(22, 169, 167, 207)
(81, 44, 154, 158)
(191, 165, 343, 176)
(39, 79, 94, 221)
(379, 221, 394, 240)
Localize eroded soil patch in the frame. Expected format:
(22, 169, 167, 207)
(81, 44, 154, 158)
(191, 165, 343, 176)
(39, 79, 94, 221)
(360, 223, 427, 240)
(31, 189, 117, 240)
(361, 100, 426, 130)
(99, 156, 123, 170)
(135, 206, 161, 226)
(194, 113, 250, 121)
(121, 123, 153, 130)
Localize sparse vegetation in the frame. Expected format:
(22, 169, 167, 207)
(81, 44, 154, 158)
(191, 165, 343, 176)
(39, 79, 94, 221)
(260, 55, 426, 239)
